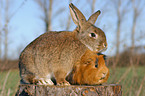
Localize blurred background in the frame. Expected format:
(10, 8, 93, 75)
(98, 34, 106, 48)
(0, 0, 145, 96)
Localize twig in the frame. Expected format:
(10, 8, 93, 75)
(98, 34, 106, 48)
(7, 88, 11, 96)
(13, 81, 20, 96)
(129, 77, 134, 96)
(0, 70, 11, 96)
(136, 75, 145, 96)
(1, 0, 27, 32)
(116, 67, 131, 84)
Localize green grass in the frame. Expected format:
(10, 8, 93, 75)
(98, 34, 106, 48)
(0, 66, 145, 96)
(0, 70, 20, 96)
(107, 66, 145, 96)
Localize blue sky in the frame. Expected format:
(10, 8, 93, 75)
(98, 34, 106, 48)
(1, 0, 145, 59)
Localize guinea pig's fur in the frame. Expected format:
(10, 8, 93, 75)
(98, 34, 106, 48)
(67, 50, 109, 85)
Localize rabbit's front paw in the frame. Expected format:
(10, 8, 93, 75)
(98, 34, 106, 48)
(57, 80, 70, 86)
(38, 78, 54, 85)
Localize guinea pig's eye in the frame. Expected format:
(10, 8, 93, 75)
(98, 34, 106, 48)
(95, 58, 98, 68)
(89, 33, 97, 38)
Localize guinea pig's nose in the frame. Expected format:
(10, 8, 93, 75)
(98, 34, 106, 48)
(103, 73, 106, 75)
(102, 73, 106, 77)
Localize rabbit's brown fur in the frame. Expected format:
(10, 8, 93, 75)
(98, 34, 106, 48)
(19, 3, 107, 85)
(67, 50, 109, 85)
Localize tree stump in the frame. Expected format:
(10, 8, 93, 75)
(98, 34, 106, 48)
(15, 84, 122, 96)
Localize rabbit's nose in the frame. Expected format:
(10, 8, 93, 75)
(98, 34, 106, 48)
(103, 43, 107, 48)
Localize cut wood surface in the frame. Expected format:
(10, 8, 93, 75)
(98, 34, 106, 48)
(16, 84, 122, 96)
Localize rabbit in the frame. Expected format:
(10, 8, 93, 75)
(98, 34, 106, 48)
(19, 3, 107, 86)
(67, 50, 109, 85)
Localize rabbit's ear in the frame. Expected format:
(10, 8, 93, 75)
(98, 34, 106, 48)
(69, 3, 86, 26)
(88, 10, 101, 24)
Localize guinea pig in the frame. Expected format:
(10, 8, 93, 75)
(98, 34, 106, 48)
(67, 50, 109, 85)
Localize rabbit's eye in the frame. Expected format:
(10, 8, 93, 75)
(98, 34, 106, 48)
(91, 33, 96, 37)
(89, 33, 97, 38)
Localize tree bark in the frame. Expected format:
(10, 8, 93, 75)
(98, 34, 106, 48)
(91, 0, 96, 14)
(4, 0, 9, 61)
(66, 0, 72, 30)
(15, 84, 122, 96)
(131, 0, 138, 53)
(0, 1, 2, 59)
(35, 0, 53, 32)
(116, 0, 121, 58)
(47, 0, 52, 31)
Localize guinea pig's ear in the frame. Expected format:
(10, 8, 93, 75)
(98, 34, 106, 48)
(103, 55, 107, 61)
(97, 53, 108, 66)
(95, 58, 98, 68)
(97, 52, 103, 55)
(103, 55, 108, 66)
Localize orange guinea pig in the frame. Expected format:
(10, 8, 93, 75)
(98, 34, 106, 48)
(67, 50, 109, 85)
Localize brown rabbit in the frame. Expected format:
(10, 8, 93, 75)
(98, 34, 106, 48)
(19, 3, 107, 85)
(67, 50, 109, 85)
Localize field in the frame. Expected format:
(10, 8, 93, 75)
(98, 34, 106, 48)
(0, 66, 145, 96)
